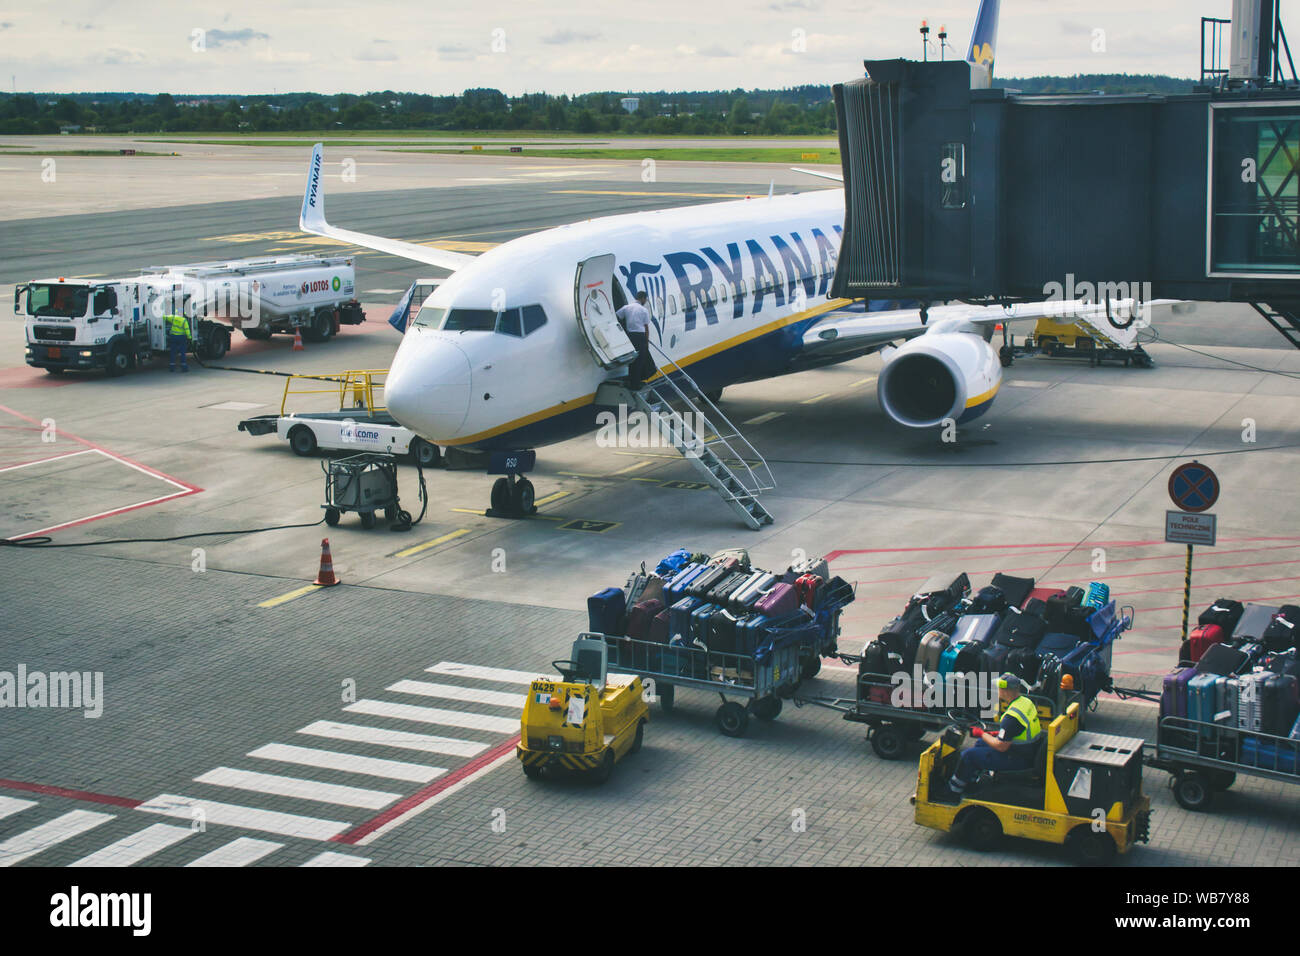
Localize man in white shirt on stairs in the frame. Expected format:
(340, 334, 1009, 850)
(616, 291, 653, 390)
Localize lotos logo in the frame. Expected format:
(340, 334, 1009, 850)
(331, 276, 340, 292)
(301, 280, 330, 294)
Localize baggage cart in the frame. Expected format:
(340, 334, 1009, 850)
(601, 628, 805, 739)
(321, 452, 419, 529)
(1146, 715, 1300, 812)
(796, 666, 1083, 760)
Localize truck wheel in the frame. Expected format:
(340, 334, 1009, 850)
(360, 510, 377, 530)
(324, 507, 341, 527)
(105, 342, 131, 377)
(522, 762, 543, 781)
(958, 808, 1003, 851)
(241, 326, 272, 340)
(409, 438, 441, 469)
(203, 327, 229, 360)
(304, 309, 332, 343)
(288, 426, 317, 456)
(1070, 828, 1117, 865)
(871, 725, 906, 760)
(630, 720, 646, 754)
(1173, 772, 1213, 812)
(593, 749, 615, 785)
(715, 701, 749, 738)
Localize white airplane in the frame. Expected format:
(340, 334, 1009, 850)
(297, 0, 1174, 513)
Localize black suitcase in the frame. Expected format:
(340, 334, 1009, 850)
(1195, 643, 1250, 676)
(1263, 605, 1300, 652)
(990, 573, 1036, 610)
(994, 609, 1047, 649)
(1198, 598, 1245, 632)
(1007, 646, 1043, 683)
(902, 629, 926, 672)
(1063, 586, 1087, 606)
(1260, 673, 1300, 736)
(686, 564, 731, 598)
(708, 608, 742, 656)
(1231, 604, 1280, 642)
(707, 571, 749, 606)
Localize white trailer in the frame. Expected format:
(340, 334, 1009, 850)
(17, 255, 364, 376)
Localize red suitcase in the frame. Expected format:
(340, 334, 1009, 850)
(1187, 623, 1224, 663)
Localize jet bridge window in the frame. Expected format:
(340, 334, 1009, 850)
(941, 143, 967, 210)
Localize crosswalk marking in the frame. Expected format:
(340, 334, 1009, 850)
(186, 836, 283, 867)
(387, 680, 525, 710)
(248, 743, 445, 784)
(0, 797, 37, 821)
(297, 720, 488, 758)
(344, 699, 518, 734)
(301, 851, 371, 867)
(69, 823, 190, 867)
(136, 795, 349, 841)
(194, 768, 400, 811)
(0, 809, 115, 866)
(426, 662, 543, 685)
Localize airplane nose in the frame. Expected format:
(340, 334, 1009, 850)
(385, 331, 472, 442)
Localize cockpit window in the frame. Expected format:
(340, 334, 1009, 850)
(522, 304, 547, 335)
(443, 308, 498, 331)
(411, 306, 446, 329)
(495, 309, 522, 337)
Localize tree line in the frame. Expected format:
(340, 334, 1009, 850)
(0, 75, 1196, 136)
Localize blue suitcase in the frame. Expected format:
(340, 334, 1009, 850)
(664, 563, 707, 603)
(1290, 712, 1300, 741)
(690, 602, 719, 649)
(951, 613, 1000, 647)
(587, 587, 626, 636)
(1188, 673, 1220, 734)
(1240, 737, 1300, 773)
(1059, 643, 1108, 699)
(938, 642, 964, 678)
(655, 548, 693, 576)
(669, 597, 702, 642)
(736, 613, 773, 655)
(1084, 581, 1111, 610)
(1036, 632, 1079, 662)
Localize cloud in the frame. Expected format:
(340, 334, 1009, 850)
(437, 43, 475, 61)
(0, 21, 13, 30)
(768, 0, 824, 10)
(204, 28, 270, 48)
(355, 46, 398, 62)
(541, 28, 601, 45)
(59, 20, 97, 30)
(698, 44, 736, 58)
(101, 47, 146, 64)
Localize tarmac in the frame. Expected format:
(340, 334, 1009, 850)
(1, 146, 1299, 867)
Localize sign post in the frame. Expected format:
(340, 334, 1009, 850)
(1166, 461, 1220, 643)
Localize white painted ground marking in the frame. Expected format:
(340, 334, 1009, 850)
(69, 823, 190, 867)
(425, 661, 544, 685)
(248, 743, 445, 784)
(186, 836, 284, 867)
(135, 794, 349, 841)
(0, 797, 37, 821)
(0, 810, 115, 866)
(386, 680, 525, 710)
(344, 699, 518, 734)
(301, 851, 371, 867)
(296, 720, 488, 758)
(194, 768, 400, 811)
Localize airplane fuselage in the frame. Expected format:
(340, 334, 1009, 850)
(384, 187, 853, 451)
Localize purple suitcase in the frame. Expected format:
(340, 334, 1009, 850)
(755, 582, 798, 617)
(1161, 666, 1195, 718)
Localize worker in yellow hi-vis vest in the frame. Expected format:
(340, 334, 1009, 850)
(164, 312, 191, 372)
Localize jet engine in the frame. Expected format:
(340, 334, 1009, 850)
(876, 320, 1003, 429)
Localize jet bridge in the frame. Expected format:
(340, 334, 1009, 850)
(830, 2, 1300, 349)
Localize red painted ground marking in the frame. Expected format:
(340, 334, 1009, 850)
(826, 536, 1300, 568)
(1141, 594, 1300, 614)
(0, 404, 203, 539)
(0, 778, 141, 809)
(0, 367, 77, 389)
(1102, 574, 1300, 598)
(331, 734, 522, 846)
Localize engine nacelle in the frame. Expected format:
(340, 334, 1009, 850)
(877, 322, 1002, 429)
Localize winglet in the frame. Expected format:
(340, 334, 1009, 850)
(296, 144, 474, 273)
(790, 166, 844, 184)
(300, 142, 327, 232)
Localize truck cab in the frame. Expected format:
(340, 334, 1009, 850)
(18, 278, 150, 376)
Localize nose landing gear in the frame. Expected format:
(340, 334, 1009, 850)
(484, 449, 540, 518)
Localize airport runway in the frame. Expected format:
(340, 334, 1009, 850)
(2, 169, 1299, 868)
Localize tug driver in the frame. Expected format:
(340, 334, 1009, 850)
(947, 673, 1043, 797)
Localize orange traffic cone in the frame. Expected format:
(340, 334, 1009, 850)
(293, 328, 305, 351)
(314, 537, 339, 586)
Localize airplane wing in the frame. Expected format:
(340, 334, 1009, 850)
(799, 298, 1195, 361)
(790, 167, 844, 183)
(299, 144, 474, 273)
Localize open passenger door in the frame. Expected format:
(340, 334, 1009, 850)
(574, 254, 637, 370)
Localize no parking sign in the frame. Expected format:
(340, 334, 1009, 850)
(1166, 461, 1220, 641)
(1168, 461, 1220, 514)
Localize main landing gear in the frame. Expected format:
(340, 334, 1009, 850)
(484, 449, 540, 519)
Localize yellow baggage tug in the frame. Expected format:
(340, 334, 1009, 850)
(517, 636, 649, 784)
(912, 703, 1152, 863)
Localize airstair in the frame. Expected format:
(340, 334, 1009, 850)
(1251, 303, 1300, 350)
(595, 345, 775, 530)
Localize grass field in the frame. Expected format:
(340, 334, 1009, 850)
(387, 146, 840, 163)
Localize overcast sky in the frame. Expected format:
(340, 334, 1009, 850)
(0, 1, 1222, 96)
